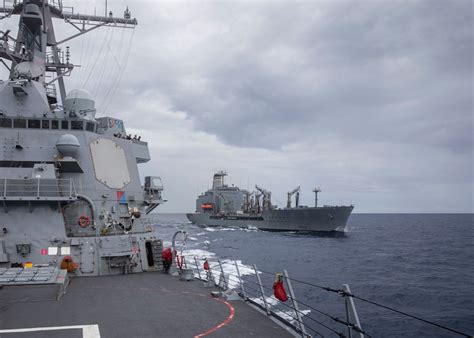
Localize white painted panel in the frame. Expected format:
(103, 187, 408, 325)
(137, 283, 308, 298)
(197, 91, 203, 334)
(90, 138, 130, 189)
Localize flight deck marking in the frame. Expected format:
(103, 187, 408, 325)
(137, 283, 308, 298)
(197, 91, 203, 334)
(0, 324, 100, 338)
(195, 298, 235, 337)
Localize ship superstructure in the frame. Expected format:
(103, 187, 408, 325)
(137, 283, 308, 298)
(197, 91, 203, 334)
(0, 0, 165, 276)
(187, 171, 354, 231)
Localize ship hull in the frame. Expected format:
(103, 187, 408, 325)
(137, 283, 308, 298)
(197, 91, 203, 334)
(186, 205, 354, 232)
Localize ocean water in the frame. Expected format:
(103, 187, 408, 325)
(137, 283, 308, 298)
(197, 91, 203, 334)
(152, 213, 473, 337)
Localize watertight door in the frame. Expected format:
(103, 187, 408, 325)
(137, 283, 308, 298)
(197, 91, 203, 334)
(80, 241, 95, 273)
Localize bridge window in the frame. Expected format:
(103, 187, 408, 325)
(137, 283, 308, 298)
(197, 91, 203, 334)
(51, 120, 59, 129)
(28, 119, 41, 129)
(0, 118, 12, 128)
(61, 120, 69, 129)
(14, 118, 26, 128)
(41, 120, 50, 129)
(86, 122, 95, 132)
(71, 120, 84, 130)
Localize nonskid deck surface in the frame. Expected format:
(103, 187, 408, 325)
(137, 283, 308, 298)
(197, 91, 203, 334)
(0, 272, 293, 338)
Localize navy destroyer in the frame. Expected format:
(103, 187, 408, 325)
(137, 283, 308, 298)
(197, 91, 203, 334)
(187, 171, 354, 232)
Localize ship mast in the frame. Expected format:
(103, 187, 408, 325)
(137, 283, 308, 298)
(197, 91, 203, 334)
(0, 0, 137, 105)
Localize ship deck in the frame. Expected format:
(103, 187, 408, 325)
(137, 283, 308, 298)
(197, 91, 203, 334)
(0, 272, 294, 338)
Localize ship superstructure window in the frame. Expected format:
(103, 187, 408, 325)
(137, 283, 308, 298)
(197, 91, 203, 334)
(71, 120, 84, 130)
(61, 120, 69, 129)
(41, 120, 50, 129)
(86, 122, 95, 132)
(14, 118, 26, 128)
(0, 118, 12, 128)
(28, 119, 41, 128)
(51, 120, 59, 129)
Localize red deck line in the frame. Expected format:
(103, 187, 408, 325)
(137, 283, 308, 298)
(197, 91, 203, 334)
(195, 298, 235, 337)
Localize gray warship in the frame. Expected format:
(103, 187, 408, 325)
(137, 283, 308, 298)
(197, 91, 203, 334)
(0, 0, 166, 278)
(187, 171, 354, 232)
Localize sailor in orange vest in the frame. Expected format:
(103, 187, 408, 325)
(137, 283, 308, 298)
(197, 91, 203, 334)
(162, 247, 172, 273)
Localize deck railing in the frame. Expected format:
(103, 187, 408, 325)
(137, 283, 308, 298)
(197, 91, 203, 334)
(174, 251, 472, 338)
(0, 178, 77, 201)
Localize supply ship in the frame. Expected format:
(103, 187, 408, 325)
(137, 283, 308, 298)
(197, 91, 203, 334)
(187, 171, 354, 232)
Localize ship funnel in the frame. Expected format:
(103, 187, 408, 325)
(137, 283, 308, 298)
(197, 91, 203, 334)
(212, 170, 227, 189)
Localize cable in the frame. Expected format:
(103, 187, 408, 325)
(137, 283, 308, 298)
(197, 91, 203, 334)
(189, 258, 470, 337)
(348, 294, 471, 337)
(102, 28, 135, 115)
(259, 270, 333, 293)
(264, 273, 465, 337)
(301, 313, 345, 337)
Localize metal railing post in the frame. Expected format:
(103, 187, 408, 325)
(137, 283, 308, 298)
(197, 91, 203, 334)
(36, 178, 40, 198)
(342, 284, 363, 338)
(283, 270, 307, 337)
(218, 259, 228, 290)
(254, 264, 270, 315)
(194, 256, 202, 280)
(208, 262, 214, 284)
(3, 178, 6, 198)
(235, 261, 247, 300)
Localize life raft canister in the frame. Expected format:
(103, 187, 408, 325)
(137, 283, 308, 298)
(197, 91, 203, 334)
(78, 215, 90, 228)
(273, 273, 289, 302)
(203, 259, 210, 271)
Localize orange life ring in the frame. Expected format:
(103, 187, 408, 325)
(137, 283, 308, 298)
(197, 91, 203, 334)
(78, 215, 90, 228)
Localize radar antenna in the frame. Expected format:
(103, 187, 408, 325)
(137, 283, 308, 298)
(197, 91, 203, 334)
(0, 0, 138, 105)
(312, 187, 321, 207)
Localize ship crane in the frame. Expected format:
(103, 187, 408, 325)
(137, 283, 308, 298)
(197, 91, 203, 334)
(255, 184, 272, 211)
(287, 186, 300, 208)
(253, 191, 262, 213)
(312, 187, 321, 207)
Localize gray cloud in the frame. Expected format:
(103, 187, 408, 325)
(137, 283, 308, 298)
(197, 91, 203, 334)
(114, 1, 473, 153)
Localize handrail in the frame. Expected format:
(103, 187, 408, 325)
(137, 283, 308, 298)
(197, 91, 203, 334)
(178, 254, 472, 338)
(0, 178, 77, 200)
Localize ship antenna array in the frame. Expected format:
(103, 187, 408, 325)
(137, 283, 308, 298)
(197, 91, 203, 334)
(0, 0, 137, 104)
(312, 187, 321, 207)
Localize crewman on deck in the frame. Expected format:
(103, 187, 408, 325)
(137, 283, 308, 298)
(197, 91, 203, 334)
(162, 247, 172, 273)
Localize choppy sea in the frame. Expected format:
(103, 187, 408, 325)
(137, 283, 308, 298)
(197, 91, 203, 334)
(152, 213, 473, 338)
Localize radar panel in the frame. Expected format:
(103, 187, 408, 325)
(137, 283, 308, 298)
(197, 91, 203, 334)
(90, 138, 130, 189)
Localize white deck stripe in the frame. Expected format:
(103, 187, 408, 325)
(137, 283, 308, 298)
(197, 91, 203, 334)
(0, 325, 101, 338)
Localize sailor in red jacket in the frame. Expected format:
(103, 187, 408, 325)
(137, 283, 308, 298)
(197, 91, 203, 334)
(162, 247, 172, 273)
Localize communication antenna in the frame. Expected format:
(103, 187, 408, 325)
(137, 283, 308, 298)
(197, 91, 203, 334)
(312, 187, 321, 207)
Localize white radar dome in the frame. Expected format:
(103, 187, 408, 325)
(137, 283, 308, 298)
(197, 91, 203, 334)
(14, 61, 44, 79)
(64, 89, 96, 120)
(56, 134, 80, 157)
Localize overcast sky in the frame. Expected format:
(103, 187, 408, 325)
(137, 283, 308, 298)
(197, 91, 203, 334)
(2, 0, 472, 212)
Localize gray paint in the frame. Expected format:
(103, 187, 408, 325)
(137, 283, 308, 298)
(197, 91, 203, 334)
(0, 0, 165, 276)
(188, 171, 354, 231)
